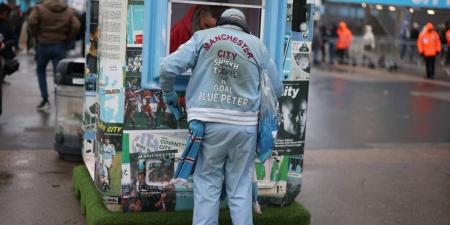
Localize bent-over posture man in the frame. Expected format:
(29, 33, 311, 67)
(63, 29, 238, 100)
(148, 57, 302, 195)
(159, 9, 282, 225)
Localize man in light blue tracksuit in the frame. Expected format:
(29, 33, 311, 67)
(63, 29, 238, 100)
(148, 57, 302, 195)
(159, 9, 282, 225)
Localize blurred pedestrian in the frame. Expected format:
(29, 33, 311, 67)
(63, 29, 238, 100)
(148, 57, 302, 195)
(320, 24, 328, 63)
(28, 0, 80, 111)
(445, 22, 450, 75)
(362, 25, 376, 68)
(328, 23, 338, 64)
(417, 23, 441, 79)
(336, 21, 352, 64)
(312, 21, 322, 65)
(0, 3, 17, 78)
(409, 22, 420, 61)
(446, 23, 450, 65)
(399, 20, 410, 60)
(6, 0, 20, 50)
(437, 23, 447, 65)
(0, 3, 17, 115)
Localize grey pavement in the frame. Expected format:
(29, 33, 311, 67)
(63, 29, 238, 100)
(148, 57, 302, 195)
(0, 150, 84, 225)
(1, 53, 56, 150)
(306, 65, 450, 150)
(299, 66, 450, 225)
(0, 53, 449, 225)
(0, 53, 85, 225)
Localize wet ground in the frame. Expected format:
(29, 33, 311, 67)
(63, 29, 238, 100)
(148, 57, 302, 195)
(0, 54, 55, 150)
(0, 53, 85, 225)
(306, 65, 450, 149)
(0, 53, 449, 225)
(300, 65, 450, 225)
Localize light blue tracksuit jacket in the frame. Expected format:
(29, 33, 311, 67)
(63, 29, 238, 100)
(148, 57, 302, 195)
(160, 25, 283, 125)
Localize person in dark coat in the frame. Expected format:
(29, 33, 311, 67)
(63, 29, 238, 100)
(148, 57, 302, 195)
(0, 3, 16, 62)
(0, 3, 16, 115)
(28, 0, 80, 111)
(328, 23, 338, 64)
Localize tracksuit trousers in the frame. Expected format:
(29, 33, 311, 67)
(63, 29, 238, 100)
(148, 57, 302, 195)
(193, 122, 256, 225)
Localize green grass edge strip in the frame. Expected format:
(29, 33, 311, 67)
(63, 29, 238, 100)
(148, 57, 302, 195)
(73, 165, 311, 225)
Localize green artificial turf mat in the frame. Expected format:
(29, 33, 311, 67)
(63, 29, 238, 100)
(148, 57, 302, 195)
(73, 165, 310, 225)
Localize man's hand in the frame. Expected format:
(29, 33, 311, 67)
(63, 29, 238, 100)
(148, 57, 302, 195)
(163, 90, 181, 120)
(0, 42, 5, 50)
(162, 90, 178, 106)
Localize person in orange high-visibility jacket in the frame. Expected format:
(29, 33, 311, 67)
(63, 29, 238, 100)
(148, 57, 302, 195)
(336, 21, 352, 64)
(417, 22, 441, 79)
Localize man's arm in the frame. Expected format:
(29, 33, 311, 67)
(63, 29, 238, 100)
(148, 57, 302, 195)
(68, 10, 81, 42)
(417, 34, 423, 55)
(2, 23, 16, 49)
(435, 33, 441, 54)
(28, 7, 39, 38)
(159, 34, 199, 92)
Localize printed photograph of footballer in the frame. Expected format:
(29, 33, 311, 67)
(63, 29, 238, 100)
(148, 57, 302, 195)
(275, 81, 309, 155)
(278, 94, 308, 141)
(126, 47, 143, 75)
(123, 154, 176, 212)
(124, 77, 144, 129)
(124, 77, 187, 130)
(94, 133, 122, 195)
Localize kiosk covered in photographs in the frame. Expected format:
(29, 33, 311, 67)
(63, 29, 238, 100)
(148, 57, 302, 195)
(83, 0, 314, 212)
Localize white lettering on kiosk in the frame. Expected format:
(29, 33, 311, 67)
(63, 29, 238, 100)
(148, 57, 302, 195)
(282, 86, 300, 98)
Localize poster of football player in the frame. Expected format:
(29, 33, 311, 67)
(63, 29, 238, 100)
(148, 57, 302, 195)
(124, 76, 187, 130)
(94, 122, 123, 198)
(126, 47, 143, 76)
(277, 0, 314, 206)
(121, 130, 189, 212)
(274, 81, 309, 155)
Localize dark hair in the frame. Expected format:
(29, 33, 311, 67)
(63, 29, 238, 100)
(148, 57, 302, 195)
(0, 3, 11, 14)
(279, 96, 307, 110)
(205, 5, 228, 19)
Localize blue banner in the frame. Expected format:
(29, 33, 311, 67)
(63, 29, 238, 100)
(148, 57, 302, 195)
(328, 0, 450, 9)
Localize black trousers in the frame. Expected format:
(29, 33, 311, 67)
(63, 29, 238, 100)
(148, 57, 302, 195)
(424, 56, 436, 79)
(0, 59, 5, 115)
(446, 46, 450, 65)
(0, 73, 4, 115)
(337, 49, 349, 64)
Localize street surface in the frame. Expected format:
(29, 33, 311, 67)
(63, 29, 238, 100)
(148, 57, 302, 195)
(0, 53, 449, 225)
(299, 65, 450, 225)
